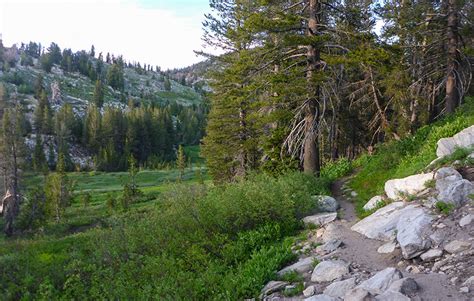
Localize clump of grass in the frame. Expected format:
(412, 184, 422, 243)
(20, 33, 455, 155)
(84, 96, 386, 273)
(435, 201, 455, 215)
(427, 146, 474, 170)
(283, 282, 304, 297)
(424, 179, 436, 189)
(311, 257, 320, 268)
(397, 191, 417, 202)
(279, 270, 304, 283)
(358, 199, 390, 219)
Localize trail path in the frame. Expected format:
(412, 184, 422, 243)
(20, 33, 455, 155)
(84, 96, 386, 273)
(263, 176, 471, 300)
(329, 179, 400, 272)
(325, 178, 469, 301)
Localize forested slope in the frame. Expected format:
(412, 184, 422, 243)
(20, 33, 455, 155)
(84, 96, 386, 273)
(0, 41, 208, 178)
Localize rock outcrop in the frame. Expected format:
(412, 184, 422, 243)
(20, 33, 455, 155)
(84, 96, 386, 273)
(436, 125, 474, 158)
(357, 268, 403, 295)
(396, 206, 433, 259)
(303, 212, 338, 227)
(437, 179, 474, 207)
(277, 256, 317, 276)
(314, 195, 339, 212)
(384, 172, 434, 200)
(311, 260, 350, 283)
(323, 277, 356, 298)
(363, 196, 384, 211)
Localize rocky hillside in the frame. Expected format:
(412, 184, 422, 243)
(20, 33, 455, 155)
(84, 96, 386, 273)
(0, 45, 205, 111)
(0, 42, 209, 195)
(260, 126, 474, 300)
(168, 59, 213, 92)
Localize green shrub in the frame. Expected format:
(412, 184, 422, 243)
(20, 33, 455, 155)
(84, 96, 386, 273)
(0, 171, 327, 300)
(279, 270, 303, 283)
(321, 157, 353, 181)
(435, 201, 455, 215)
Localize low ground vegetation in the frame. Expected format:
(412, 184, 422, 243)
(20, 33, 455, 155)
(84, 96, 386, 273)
(0, 171, 330, 300)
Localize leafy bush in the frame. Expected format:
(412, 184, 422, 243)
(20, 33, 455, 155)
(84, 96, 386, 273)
(0, 171, 328, 300)
(321, 157, 353, 181)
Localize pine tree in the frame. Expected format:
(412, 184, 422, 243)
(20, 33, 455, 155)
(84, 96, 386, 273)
(106, 63, 124, 91)
(163, 77, 171, 91)
(32, 134, 47, 173)
(1, 100, 26, 236)
(45, 152, 73, 222)
(34, 90, 53, 134)
(39, 53, 53, 72)
(201, 0, 259, 182)
(176, 145, 186, 181)
(90, 45, 95, 58)
(121, 155, 141, 210)
(93, 80, 104, 108)
(34, 75, 44, 100)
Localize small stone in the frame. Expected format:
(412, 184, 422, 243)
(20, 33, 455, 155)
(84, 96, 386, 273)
(450, 277, 458, 284)
(375, 290, 410, 301)
(462, 276, 474, 287)
(420, 249, 443, 261)
(311, 260, 350, 283)
(344, 287, 374, 301)
(417, 188, 431, 197)
(387, 278, 418, 295)
(459, 214, 473, 227)
(363, 195, 384, 211)
(432, 258, 448, 271)
(317, 239, 343, 254)
(303, 285, 316, 297)
(436, 223, 447, 229)
(351, 191, 358, 197)
(460, 287, 469, 293)
(358, 267, 403, 294)
(444, 240, 471, 254)
(277, 256, 317, 276)
(304, 294, 339, 301)
(303, 212, 338, 227)
(377, 241, 397, 254)
(260, 281, 288, 297)
(440, 265, 453, 272)
(405, 265, 421, 274)
(316, 228, 326, 238)
(323, 277, 356, 298)
(314, 195, 339, 212)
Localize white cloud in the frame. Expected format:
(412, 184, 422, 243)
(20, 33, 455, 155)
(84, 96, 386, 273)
(0, 0, 208, 69)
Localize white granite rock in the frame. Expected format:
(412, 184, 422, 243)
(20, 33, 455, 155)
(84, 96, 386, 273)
(385, 173, 434, 200)
(311, 260, 350, 283)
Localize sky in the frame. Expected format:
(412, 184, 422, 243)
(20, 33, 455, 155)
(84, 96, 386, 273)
(0, 0, 211, 69)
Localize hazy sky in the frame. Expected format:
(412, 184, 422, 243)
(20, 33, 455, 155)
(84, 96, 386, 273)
(0, 0, 211, 69)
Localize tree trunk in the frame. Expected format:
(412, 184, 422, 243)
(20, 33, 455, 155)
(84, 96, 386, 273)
(303, 0, 321, 175)
(235, 103, 247, 178)
(445, 0, 459, 113)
